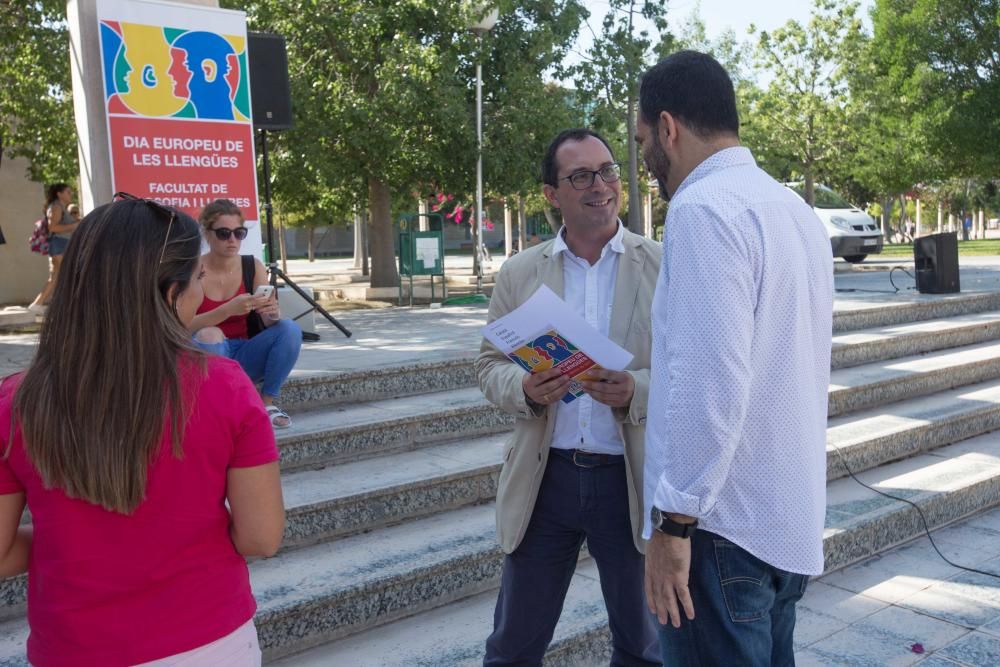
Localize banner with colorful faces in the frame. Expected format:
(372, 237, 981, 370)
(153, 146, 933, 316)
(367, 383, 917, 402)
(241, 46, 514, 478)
(97, 0, 262, 256)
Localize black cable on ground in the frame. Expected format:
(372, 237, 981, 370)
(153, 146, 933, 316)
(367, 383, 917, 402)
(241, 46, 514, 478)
(831, 444, 1000, 580)
(889, 266, 918, 292)
(835, 265, 918, 294)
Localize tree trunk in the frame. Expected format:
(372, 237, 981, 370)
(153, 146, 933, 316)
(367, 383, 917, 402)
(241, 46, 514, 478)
(898, 194, 909, 241)
(368, 176, 398, 288)
(307, 226, 315, 262)
(277, 213, 288, 274)
(352, 208, 363, 270)
(361, 208, 369, 277)
(626, 95, 640, 231)
(517, 195, 527, 253)
(881, 198, 893, 240)
(804, 173, 815, 207)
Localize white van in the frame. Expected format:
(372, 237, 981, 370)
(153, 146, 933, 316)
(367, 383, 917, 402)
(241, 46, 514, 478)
(786, 183, 883, 263)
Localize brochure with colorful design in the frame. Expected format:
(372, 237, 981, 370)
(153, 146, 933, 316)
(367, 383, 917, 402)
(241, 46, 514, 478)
(507, 330, 602, 403)
(482, 285, 633, 404)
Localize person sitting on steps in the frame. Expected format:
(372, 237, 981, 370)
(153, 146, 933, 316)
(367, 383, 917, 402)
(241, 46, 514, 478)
(189, 199, 302, 429)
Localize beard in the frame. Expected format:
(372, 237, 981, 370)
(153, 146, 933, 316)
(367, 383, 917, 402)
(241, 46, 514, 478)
(647, 133, 672, 202)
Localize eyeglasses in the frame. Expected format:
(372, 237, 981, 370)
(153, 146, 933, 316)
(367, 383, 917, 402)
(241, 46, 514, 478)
(112, 192, 176, 264)
(560, 163, 621, 190)
(210, 227, 248, 241)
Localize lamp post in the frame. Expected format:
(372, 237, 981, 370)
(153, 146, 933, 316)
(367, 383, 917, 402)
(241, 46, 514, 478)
(469, 5, 498, 294)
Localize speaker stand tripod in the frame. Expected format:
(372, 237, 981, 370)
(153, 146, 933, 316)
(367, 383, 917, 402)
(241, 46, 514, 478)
(258, 129, 352, 339)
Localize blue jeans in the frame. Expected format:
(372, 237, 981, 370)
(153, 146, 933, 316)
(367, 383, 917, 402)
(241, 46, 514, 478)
(658, 530, 808, 667)
(196, 319, 301, 399)
(484, 449, 660, 667)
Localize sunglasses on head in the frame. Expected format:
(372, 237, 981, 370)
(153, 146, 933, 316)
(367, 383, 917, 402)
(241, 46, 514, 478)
(211, 227, 248, 241)
(112, 192, 177, 264)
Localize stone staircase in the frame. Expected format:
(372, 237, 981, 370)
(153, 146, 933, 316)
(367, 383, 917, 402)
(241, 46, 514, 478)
(3, 295, 1000, 664)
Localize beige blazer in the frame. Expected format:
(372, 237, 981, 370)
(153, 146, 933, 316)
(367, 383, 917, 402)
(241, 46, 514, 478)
(476, 227, 662, 554)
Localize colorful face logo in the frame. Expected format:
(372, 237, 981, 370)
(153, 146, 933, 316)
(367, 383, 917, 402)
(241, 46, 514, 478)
(117, 23, 187, 116)
(101, 21, 251, 121)
(168, 46, 192, 98)
(225, 53, 240, 102)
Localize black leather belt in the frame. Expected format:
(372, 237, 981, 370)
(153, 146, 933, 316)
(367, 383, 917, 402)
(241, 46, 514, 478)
(550, 448, 625, 468)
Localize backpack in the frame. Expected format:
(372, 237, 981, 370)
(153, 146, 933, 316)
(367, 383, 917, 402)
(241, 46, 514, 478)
(241, 255, 265, 338)
(28, 217, 49, 255)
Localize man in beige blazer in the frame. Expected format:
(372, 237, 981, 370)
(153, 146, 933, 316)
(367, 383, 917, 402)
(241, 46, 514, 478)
(477, 128, 662, 666)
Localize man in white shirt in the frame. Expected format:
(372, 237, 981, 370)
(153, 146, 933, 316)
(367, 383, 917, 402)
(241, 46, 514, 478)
(476, 129, 662, 666)
(636, 51, 834, 666)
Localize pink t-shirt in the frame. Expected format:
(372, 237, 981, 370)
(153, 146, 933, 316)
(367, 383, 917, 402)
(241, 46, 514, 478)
(0, 356, 279, 666)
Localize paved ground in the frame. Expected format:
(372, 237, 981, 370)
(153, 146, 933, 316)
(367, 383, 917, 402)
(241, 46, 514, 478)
(797, 506, 1000, 666)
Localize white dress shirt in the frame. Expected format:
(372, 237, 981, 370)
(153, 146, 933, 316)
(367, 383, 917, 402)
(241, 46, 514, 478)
(550, 222, 626, 455)
(643, 147, 833, 575)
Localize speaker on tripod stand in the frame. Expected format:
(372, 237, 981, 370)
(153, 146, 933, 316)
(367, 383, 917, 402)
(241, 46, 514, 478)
(246, 32, 351, 339)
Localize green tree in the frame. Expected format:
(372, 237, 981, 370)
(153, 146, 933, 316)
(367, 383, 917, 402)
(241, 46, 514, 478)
(483, 1, 586, 200)
(232, 0, 475, 287)
(869, 0, 999, 180)
(232, 0, 588, 286)
(571, 0, 668, 232)
(0, 1, 77, 183)
(743, 0, 865, 205)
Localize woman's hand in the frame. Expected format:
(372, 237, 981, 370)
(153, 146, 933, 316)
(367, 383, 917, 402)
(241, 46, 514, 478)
(226, 294, 256, 317)
(254, 295, 280, 321)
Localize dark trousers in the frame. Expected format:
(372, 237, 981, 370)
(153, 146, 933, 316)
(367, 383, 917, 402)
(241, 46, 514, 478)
(484, 449, 660, 667)
(658, 530, 808, 667)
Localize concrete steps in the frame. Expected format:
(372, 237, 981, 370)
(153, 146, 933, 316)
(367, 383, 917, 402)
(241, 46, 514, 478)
(3, 295, 1000, 663)
(270, 559, 611, 667)
(281, 358, 477, 411)
(831, 311, 1000, 369)
(828, 340, 1000, 417)
(271, 296, 1000, 413)
(275, 387, 512, 470)
(276, 334, 1000, 471)
(260, 433, 1000, 665)
(281, 435, 505, 548)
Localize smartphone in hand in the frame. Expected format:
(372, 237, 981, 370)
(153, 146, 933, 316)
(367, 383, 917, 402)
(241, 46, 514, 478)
(254, 285, 275, 299)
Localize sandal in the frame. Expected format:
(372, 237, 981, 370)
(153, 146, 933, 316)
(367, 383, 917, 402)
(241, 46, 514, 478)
(266, 405, 292, 429)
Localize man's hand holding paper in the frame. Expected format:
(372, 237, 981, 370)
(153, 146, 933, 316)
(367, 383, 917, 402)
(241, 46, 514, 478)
(522, 367, 573, 406)
(581, 368, 634, 408)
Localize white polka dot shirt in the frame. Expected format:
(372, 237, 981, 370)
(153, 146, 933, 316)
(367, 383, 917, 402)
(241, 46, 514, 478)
(643, 147, 833, 575)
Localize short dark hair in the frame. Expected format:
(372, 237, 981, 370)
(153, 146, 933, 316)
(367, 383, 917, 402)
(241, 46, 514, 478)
(540, 128, 616, 187)
(639, 51, 739, 139)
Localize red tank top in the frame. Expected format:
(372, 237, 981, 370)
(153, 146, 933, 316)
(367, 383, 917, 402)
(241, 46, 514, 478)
(196, 283, 249, 340)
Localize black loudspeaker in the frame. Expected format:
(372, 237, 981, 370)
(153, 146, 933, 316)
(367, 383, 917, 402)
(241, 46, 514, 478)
(914, 232, 960, 294)
(247, 32, 293, 130)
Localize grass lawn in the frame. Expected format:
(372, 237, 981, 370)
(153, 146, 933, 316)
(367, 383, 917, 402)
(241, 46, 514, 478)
(878, 239, 1000, 258)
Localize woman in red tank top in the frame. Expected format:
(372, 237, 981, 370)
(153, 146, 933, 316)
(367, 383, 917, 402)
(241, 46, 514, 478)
(189, 199, 302, 429)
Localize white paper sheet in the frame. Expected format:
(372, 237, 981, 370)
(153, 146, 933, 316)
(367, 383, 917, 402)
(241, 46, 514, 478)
(415, 237, 439, 267)
(481, 285, 633, 371)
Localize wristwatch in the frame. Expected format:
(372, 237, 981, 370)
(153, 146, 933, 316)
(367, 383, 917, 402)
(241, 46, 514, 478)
(650, 507, 698, 538)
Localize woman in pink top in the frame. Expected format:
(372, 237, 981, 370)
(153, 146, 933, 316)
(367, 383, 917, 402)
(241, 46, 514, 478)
(0, 195, 285, 666)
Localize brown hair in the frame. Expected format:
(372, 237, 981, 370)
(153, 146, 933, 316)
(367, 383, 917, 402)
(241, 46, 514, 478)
(13, 199, 203, 513)
(199, 199, 244, 230)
